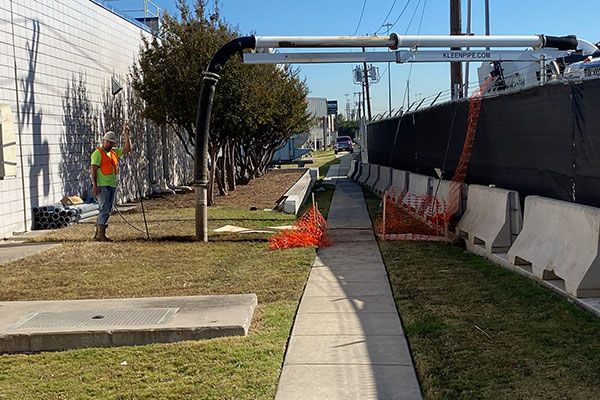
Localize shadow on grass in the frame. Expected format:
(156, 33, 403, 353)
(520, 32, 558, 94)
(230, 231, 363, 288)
(150, 235, 270, 243)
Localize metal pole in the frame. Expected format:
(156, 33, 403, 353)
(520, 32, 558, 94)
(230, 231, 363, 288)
(322, 116, 327, 150)
(539, 55, 546, 85)
(384, 23, 393, 114)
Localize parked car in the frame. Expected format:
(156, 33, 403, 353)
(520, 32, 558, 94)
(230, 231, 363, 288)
(335, 136, 353, 154)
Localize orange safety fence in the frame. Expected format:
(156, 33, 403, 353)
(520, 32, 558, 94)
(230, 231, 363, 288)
(375, 78, 494, 241)
(375, 190, 448, 240)
(268, 205, 332, 250)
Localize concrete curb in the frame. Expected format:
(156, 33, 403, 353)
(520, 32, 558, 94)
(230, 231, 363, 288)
(279, 168, 318, 215)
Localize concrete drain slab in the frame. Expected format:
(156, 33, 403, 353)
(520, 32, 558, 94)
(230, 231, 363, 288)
(9, 308, 180, 329)
(0, 294, 257, 353)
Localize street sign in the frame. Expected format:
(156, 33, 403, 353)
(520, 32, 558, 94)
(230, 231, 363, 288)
(327, 100, 338, 115)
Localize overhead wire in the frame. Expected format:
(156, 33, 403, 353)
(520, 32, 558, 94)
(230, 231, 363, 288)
(374, 0, 398, 34)
(352, 0, 368, 36)
(387, 0, 427, 167)
(388, 0, 413, 30)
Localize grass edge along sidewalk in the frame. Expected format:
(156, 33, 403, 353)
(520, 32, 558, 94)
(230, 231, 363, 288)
(0, 205, 316, 399)
(363, 189, 600, 400)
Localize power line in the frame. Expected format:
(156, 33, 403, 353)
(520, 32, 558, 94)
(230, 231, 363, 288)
(352, 0, 368, 36)
(403, 0, 423, 35)
(374, 0, 397, 34)
(388, 0, 413, 30)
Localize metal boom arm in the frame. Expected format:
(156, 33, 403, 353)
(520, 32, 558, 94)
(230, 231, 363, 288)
(244, 49, 570, 65)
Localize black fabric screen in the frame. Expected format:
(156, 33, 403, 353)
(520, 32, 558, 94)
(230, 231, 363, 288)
(367, 79, 600, 208)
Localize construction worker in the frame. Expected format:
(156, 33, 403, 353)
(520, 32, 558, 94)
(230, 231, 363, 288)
(90, 126, 131, 241)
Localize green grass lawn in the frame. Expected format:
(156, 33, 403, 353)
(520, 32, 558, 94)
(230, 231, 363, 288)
(363, 189, 600, 399)
(0, 206, 314, 399)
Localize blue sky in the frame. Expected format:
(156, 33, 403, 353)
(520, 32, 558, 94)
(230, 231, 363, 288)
(114, 0, 600, 116)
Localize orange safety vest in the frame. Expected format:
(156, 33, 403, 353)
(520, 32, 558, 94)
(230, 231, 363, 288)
(97, 147, 118, 175)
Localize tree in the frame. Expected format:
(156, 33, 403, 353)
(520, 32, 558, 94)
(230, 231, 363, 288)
(131, 0, 310, 204)
(337, 114, 359, 139)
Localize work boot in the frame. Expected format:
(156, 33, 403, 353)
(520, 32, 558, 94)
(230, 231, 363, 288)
(93, 225, 99, 241)
(95, 225, 113, 242)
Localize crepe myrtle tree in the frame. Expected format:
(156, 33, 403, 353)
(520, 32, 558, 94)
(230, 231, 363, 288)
(131, 0, 310, 204)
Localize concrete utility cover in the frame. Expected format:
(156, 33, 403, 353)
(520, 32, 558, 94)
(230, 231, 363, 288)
(0, 294, 257, 353)
(9, 308, 179, 330)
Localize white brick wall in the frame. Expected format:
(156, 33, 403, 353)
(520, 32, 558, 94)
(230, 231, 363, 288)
(0, 0, 193, 238)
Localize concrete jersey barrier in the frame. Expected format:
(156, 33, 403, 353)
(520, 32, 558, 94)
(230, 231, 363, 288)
(431, 178, 468, 217)
(508, 196, 600, 298)
(357, 162, 370, 185)
(365, 164, 380, 190)
(374, 166, 393, 195)
(279, 168, 318, 215)
(387, 169, 409, 199)
(347, 160, 358, 178)
(456, 185, 522, 254)
(350, 160, 362, 181)
(407, 173, 432, 197)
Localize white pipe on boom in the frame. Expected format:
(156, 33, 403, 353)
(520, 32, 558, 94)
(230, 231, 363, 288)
(255, 35, 398, 49)
(254, 34, 578, 50)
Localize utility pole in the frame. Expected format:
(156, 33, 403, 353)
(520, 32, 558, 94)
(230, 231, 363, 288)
(345, 93, 351, 120)
(361, 73, 366, 119)
(355, 91, 362, 121)
(485, 0, 490, 49)
(450, 0, 463, 100)
(464, 0, 472, 98)
(383, 23, 393, 114)
(362, 47, 372, 120)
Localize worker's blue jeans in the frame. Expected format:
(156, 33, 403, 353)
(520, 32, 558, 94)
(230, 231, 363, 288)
(96, 186, 116, 226)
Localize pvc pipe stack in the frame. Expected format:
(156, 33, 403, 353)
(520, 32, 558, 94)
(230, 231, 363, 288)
(33, 202, 100, 230)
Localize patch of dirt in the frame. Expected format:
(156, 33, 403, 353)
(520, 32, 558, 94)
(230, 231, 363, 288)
(146, 168, 306, 210)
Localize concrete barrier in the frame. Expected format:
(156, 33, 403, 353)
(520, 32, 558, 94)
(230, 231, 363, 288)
(407, 173, 432, 196)
(351, 160, 362, 180)
(431, 178, 468, 217)
(507, 196, 600, 298)
(347, 160, 357, 178)
(356, 162, 370, 185)
(348, 161, 361, 181)
(456, 185, 522, 254)
(279, 168, 318, 215)
(365, 164, 380, 190)
(387, 169, 408, 199)
(374, 166, 393, 196)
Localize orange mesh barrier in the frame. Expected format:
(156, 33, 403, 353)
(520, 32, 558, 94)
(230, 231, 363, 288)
(268, 205, 332, 250)
(375, 191, 448, 240)
(376, 79, 494, 241)
(445, 78, 494, 215)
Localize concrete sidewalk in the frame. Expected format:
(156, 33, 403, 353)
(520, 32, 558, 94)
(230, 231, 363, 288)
(0, 230, 60, 266)
(275, 154, 422, 399)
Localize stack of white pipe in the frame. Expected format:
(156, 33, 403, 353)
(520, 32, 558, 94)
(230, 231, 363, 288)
(32, 203, 99, 230)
